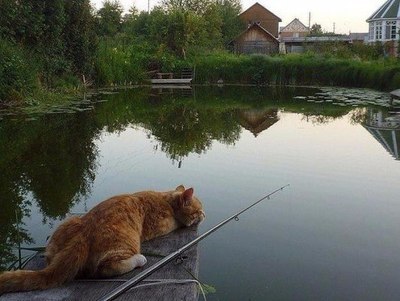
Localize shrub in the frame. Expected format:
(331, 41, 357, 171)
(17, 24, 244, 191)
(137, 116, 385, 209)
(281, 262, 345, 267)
(0, 39, 38, 102)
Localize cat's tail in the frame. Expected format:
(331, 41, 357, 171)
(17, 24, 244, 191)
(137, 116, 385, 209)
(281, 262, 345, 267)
(0, 217, 89, 295)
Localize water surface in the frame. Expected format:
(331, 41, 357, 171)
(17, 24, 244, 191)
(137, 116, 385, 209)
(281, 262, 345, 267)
(1, 86, 399, 300)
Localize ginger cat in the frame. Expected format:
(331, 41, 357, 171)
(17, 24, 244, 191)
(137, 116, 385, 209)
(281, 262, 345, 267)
(0, 185, 205, 294)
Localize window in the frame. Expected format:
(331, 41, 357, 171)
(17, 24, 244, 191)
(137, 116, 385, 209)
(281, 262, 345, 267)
(375, 22, 382, 40)
(369, 23, 374, 40)
(385, 21, 397, 40)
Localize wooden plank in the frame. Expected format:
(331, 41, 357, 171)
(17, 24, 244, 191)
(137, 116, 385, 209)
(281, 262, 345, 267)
(151, 85, 192, 90)
(150, 79, 192, 85)
(156, 73, 174, 79)
(0, 226, 200, 301)
(390, 89, 400, 100)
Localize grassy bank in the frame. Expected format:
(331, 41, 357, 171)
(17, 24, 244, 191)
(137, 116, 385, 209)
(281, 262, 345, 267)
(3, 44, 400, 105)
(192, 52, 400, 91)
(0, 39, 84, 105)
(93, 44, 400, 92)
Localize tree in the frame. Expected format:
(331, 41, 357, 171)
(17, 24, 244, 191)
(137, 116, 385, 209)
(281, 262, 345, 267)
(209, 0, 243, 45)
(309, 23, 323, 36)
(160, 0, 213, 14)
(96, 0, 124, 37)
(64, 0, 97, 75)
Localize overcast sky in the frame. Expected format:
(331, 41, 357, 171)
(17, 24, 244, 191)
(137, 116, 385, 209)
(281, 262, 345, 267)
(91, 0, 385, 34)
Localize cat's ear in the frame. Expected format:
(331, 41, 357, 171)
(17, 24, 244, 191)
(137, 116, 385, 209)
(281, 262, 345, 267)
(180, 188, 194, 207)
(175, 185, 185, 192)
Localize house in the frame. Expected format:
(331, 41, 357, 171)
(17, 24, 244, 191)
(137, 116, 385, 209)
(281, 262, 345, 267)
(280, 18, 309, 39)
(349, 32, 369, 44)
(238, 109, 279, 137)
(367, 0, 400, 55)
(239, 2, 282, 37)
(363, 109, 400, 160)
(280, 36, 352, 54)
(230, 23, 280, 54)
(230, 2, 281, 55)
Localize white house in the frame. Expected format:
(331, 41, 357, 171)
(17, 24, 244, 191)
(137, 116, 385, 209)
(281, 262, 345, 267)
(367, 0, 400, 43)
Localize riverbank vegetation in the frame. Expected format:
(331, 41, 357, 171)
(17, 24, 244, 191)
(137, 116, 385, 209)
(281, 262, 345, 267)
(0, 0, 399, 104)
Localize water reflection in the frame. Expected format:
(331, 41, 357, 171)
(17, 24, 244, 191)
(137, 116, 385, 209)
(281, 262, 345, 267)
(0, 85, 394, 270)
(0, 114, 99, 269)
(238, 109, 279, 137)
(363, 108, 400, 160)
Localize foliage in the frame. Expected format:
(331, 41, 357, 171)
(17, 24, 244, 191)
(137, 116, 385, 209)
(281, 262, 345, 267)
(309, 23, 323, 36)
(0, 39, 38, 102)
(160, 0, 213, 14)
(95, 0, 123, 37)
(94, 37, 151, 85)
(0, 0, 96, 102)
(0, 0, 399, 104)
(63, 0, 98, 75)
(192, 51, 400, 91)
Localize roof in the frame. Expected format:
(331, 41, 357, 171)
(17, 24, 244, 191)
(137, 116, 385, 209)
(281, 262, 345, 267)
(280, 18, 309, 33)
(240, 2, 282, 22)
(281, 35, 351, 43)
(363, 126, 400, 160)
(367, 0, 400, 21)
(238, 109, 279, 137)
(349, 32, 368, 40)
(230, 22, 280, 44)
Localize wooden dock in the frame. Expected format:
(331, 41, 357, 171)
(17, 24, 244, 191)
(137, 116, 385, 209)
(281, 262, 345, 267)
(0, 226, 200, 301)
(390, 89, 400, 105)
(150, 68, 193, 85)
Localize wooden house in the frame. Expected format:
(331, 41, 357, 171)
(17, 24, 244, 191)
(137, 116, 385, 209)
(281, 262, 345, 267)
(230, 23, 279, 54)
(239, 2, 282, 38)
(230, 3, 281, 55)
(280, 18, 309, 38)
(238, 109, 279, 137)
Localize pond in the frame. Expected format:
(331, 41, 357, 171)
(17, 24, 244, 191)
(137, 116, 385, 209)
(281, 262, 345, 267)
(1, 85, 400, 300)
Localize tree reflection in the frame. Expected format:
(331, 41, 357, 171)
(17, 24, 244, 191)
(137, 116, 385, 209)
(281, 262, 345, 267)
(0, 114, 99, 270)
(0, 85, 361, 270)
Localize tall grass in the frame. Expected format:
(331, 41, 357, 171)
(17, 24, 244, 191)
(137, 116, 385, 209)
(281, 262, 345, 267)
(94, 38, 148, 85)
(93, 36, 198, 86)
(0, 39, 38, 102)
(192, 52, 400, 91)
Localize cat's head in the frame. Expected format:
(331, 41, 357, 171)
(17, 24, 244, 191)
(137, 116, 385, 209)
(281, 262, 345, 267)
(171, 185, 205, 227)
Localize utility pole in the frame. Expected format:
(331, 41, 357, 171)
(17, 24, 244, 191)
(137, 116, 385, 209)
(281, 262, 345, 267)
(333, 22, 336, 33)
(148, 0, 150, 13)
(308, 12, 311, 32)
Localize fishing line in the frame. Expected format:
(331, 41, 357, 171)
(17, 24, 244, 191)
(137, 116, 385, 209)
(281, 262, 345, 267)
(98, 184, 290, 301)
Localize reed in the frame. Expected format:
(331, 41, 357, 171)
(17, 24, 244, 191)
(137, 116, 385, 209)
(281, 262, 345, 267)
(192, 52, 400, 91)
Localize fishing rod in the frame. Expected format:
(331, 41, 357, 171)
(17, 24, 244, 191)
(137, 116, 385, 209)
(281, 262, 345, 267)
(98, 184, 290, 301)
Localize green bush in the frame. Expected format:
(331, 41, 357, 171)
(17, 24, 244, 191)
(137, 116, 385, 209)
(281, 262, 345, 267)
(0, 39, 38, 102)
(94, 37, 153, 85)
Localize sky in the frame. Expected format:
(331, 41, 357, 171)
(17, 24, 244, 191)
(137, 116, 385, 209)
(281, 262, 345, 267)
(91, 0, 386, 34)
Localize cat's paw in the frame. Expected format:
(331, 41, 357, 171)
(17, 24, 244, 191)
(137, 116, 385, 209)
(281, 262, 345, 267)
(132, 254, 147, 268)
